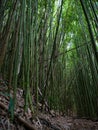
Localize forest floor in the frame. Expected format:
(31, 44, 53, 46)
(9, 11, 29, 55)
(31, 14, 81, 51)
(0, 79, 98, 130)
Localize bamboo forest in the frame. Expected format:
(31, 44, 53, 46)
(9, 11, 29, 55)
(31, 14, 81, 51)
(0, 0, 98, 130)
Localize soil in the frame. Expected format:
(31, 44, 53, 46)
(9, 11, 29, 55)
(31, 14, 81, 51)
(0, 78, 98, 130)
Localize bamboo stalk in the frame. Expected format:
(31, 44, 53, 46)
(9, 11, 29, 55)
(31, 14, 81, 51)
(0, 101, 37, 130)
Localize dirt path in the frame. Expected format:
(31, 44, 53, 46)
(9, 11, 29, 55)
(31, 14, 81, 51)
(0, 82, 98, 130)
(0, 104, 98, 130)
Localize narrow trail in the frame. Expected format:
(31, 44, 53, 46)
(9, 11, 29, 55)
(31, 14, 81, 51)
(0, 84, 98, 130)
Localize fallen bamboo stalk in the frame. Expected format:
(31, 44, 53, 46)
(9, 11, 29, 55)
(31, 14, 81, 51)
(0, 101, 37, 130)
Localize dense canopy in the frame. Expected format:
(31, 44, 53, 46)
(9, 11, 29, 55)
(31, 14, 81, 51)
(0, 0, 98, 119)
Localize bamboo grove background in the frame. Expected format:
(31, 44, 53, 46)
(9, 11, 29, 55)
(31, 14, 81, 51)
(0, 0, 98, 118)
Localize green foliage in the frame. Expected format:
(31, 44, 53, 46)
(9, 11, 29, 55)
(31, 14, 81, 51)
(0, 0, 98, 119)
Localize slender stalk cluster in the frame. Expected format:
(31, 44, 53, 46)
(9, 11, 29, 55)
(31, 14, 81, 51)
(0, 0, 98, 118)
